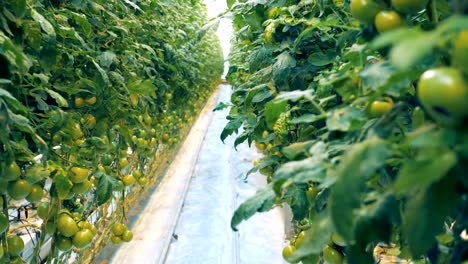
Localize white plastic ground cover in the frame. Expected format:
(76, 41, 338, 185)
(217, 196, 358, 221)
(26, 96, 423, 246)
(164, 85, 287, 264)
(103, 85, 221, 264)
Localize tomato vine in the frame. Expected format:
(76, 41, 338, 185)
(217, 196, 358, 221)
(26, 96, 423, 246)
(0, 0, 223, 263)
(223, 0, 468, 263)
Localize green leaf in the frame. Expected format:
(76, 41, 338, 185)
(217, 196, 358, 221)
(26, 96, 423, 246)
(402, 177, 459, 257)
(273, 155, 327, 192)
(96, 171, 118, 205)
(290, 114, 324, 124)
(31, 9, 56, 37)
(264, 100, 288, 129)
(221, 115, 245, 142)
(45, 89, 68, 107)
(92, 59, 110, 88)
(394, 150, 457, 195)
(25, 164, 49, 184)
(291, 212, 334, 261)
(286, 185, 309, 220)
(307, 51, 335, 67)
(128, 79, 156, 94)
(8, 0, 27, 17)
(274, 90, 314, 103)
(281, 140, 316, 160)
(231, 185, 276, 231)
(66, 11, 92, 37)
(0, 31, 32, 72)
(54, 173, 73, 200)
(251, 89, 273, 103)
(272, 51, 296, 89)
(40, 46, 58, 72)
(389, 33, 437, 70)
(97, 51, 116, 69)
(326, 106, 366, 132)
(329, 138, 391, 241)
(248, 46, 273, 72)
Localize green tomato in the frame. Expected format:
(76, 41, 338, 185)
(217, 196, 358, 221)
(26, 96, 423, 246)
(350, 0, 384, 24)
(323, 245, 343, 264)
(369, 98, 394, 117)
(72, 229, 94, 248)
(417, 67, 468, 124)
(374, 10, 405, 33)
(56, 236, 73, 252)
(57, 213, 79, 237)
(6, 235, 24, 257)
(282, 245, 297, 263)
(4, 162, 21, 181)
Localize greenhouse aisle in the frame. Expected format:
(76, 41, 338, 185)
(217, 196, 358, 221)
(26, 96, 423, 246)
(164, 84, 286, 264)
(104, 85, 287, 264)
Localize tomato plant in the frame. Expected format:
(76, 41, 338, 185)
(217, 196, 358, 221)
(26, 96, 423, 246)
(223, 0, 468, 263)
(0, 0, 222, 261)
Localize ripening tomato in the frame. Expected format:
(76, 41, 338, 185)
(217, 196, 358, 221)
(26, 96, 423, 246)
(4, 162, 21, 181)
(7, 179, 33, 200)
(70, 167, 89, 183)
(85, 96, 97, 105)
(6, 235, 24, 257)
(57, 213, 79, 237)
(417, 67, 468, 122)
(323, 245, 343, 264)
(350, 0, 384, 24)
(26, 184, 45, 203)
(369, 97, 394, 117)
(121, 230, 133, 242)
(282, 245, 297, 263)
(72, 229, 94, 248)
(56, 236, 73, 252)
(374, 10, 405, 33)
(75, 97, 84, 108)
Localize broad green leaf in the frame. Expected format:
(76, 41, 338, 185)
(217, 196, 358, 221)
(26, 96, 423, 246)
(221, 115, 245, 142)
(394, 150, 457, 195)
(31, 9, 56, 37)
(390, 33, 437, 70)
(290, 212, 334, 261)
(307, 51, 335, 67)
(25, 164, 49, 184)
(273, 156, 326, 192)
(281, 140, 315, 160)
(272, 51, 296, 89)
(264, 100, 288, 129)
(231, 185, 276, 231)
(96, 171, 118, 205)
(40, 46, 58, 72)
(7, 0, 26, 17)
(290, 114, 324, 124)
(326, 106, 366, 132)
(0, 32, 32, 72)
(251, 89, 273, 103)
(92, 60, 110, 88)
(286, 184, 308, 220)
(66, 11, 92, 37)
(274, 90, 314, 103)
(402, 177, 459, 257)
(45, 89, 68, 107)
(54, 173, 73, 200)
(330, 138, 391, 241)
